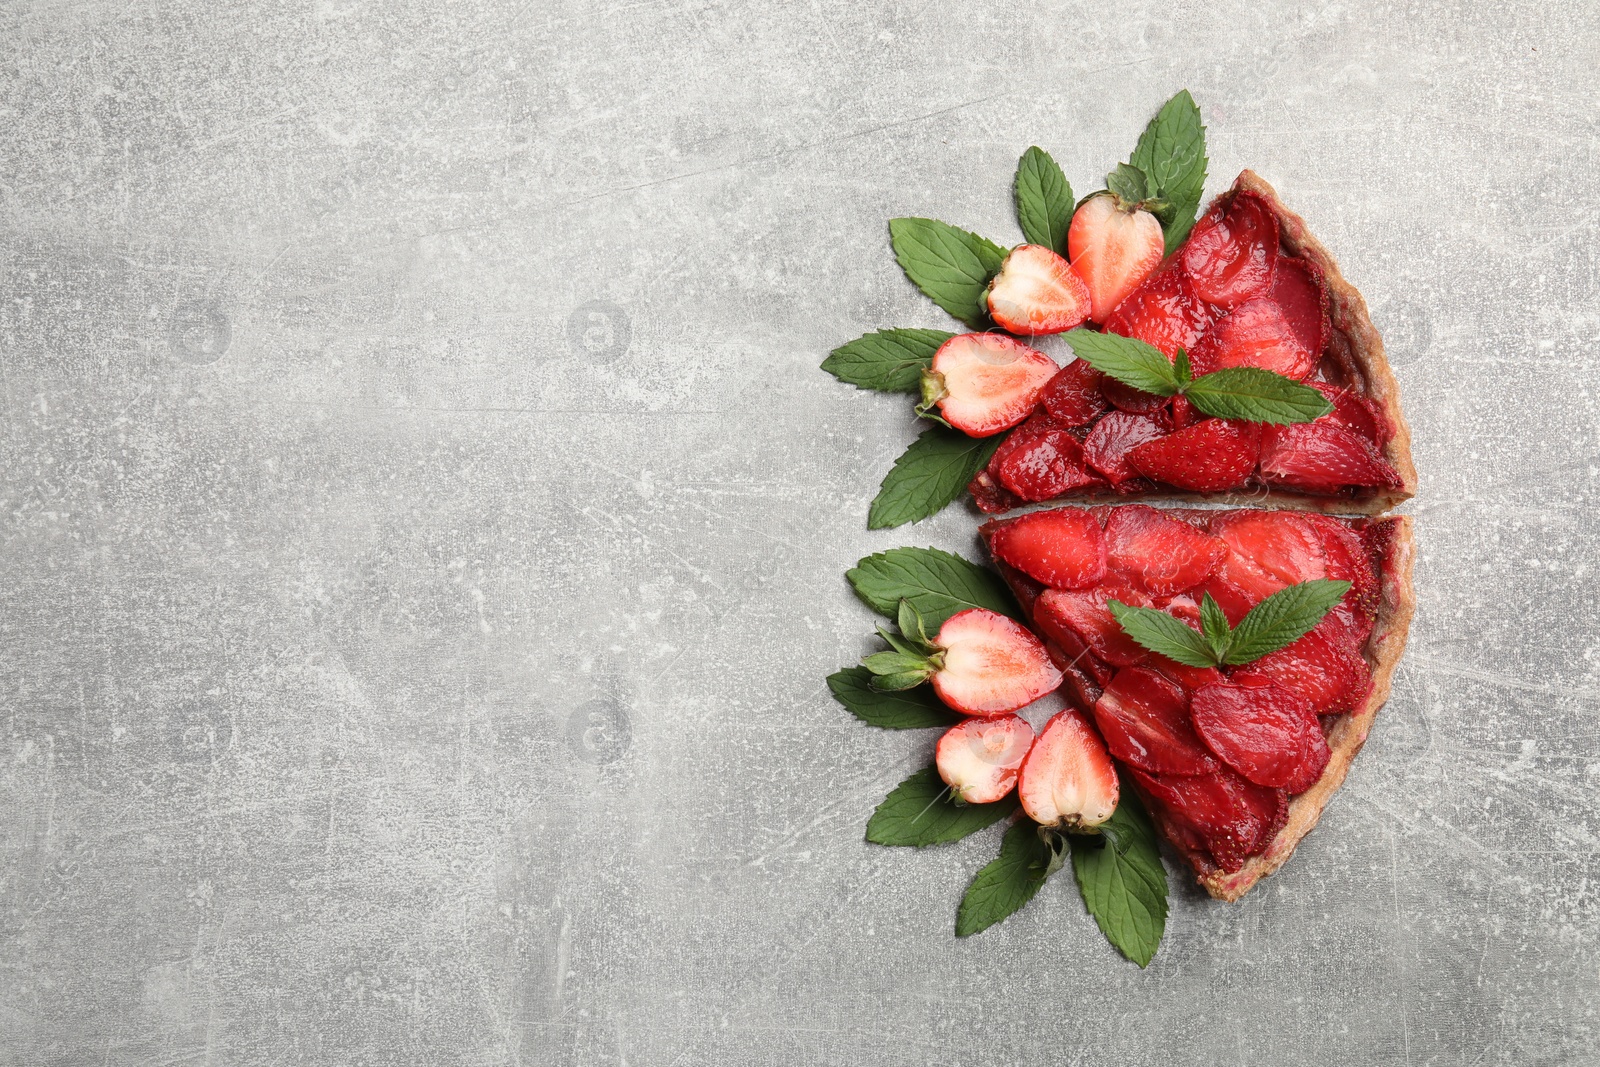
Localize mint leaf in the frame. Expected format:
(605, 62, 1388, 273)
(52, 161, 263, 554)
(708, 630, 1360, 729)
(1199, 592, 1232, 661)
(827, 667, 960, 729)
(847, 546, 1017, 628)
(867, 766, 1018, 847)
(1062, 330, 1182, 397)
(888, 218, 1006, 329)
(822, 328, 954, 394)
(1071, 793, 1168, 966)
(868, 426, 1002, 530)
(1106, 163, 1152, 204)
(957, 821, 1062, 936)
(1185, 368, 1334, 424)
(1014, 147, 1075, 254)
(1130, 90, 1208, 254)
(1107, 599, 1218, 668)
(1223, 579, 1352, 665)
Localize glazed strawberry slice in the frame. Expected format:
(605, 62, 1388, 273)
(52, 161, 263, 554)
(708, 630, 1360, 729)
(1038, 360, 1109, 426)
(1312, 382, 1394, 447)
(1130, 765, 1288, 873)
(923, 333, 1059, 437)
(1127, 420, 1261, 492)
(936, 714, 1034, 804)
(1259, 420, 1402, 495)
(1104, 504, 1227, 596)
(1187, 298, 1317, 380)
(1067, 194, 1165, 324)
(1103, 258, 1214, 357)
(930, 609, 1064, 716)
(984, 244, 1092, 335)
(1034, 585, 1151, 668)
(1179, 190, 1280, 309)
(1092, 666, 1217, 776)
(1083, 411, 1166, 485)
(1018, 709, 1120, 830)
(993, 428, 1101, 502)
(1191, 680, 1329, 792)
(1269, 256, 1331, 356)
(1304, 513, 1379, 616)
(1231, 614, 1372, 715)
(987, 508, 1106, 590)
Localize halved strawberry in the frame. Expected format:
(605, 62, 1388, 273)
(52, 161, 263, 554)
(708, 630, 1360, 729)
(1033, 584, 1151, 668)
(1104, 505, 1227, 596)
(1103, 259, 1215, 357)
(1268, 256, 1331, 356)
(987, 507, 1106, 590)
(1126, 420, 1260, 492)
(1083, 411, 1167, 485)
(1230, 614, 1371, 715)
(1190, 679, 1328, 792)
(1038, 359, 1109, 426)
(936, 715, 1035, 804)
(1187, 298, 1318, 380)
(1130, 766, 1286, 873)
(1258, 420, 1402, 495)
(930, 609, 1064, 716)
(984, 244, 1092, 335)
(1018, 708, 1120, 830)
(1179, 190, 1280, 309)
(922, 333, 1059, 438)
(1067, 193, 1166, 324)
(1092, 666, 1217, 776)
(993, 428, 1101, 502)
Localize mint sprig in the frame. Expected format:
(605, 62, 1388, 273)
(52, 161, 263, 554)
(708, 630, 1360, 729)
(846, 546, 1017, 627)
(822, 328, 954, 394)
(868, 426, 1002, 530)
(1109, 579, 1352, 668)
(888, 218, 1006, 329)
(1013, 146, 1075, 255)
(1070, 792, 1168, 966)
(957, 821, 1066, 936)
(1128, 89, 1209, 253)
(867, 766, 1019, 847)
(1062, 330, 1333, 425)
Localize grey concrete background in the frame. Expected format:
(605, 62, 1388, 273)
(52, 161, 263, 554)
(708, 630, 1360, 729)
(2, 1, 1597, 1064)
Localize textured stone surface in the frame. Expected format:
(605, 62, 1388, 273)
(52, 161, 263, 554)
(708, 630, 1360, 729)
(2, 2, 1598, 1063)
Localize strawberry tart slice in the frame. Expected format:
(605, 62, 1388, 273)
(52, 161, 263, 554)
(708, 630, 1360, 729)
(979, 503, 1415, 900)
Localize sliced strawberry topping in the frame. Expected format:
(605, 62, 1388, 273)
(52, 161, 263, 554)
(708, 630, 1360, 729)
(1038, 359, 1110, 425)
(1259, 420, 1403, 495)
(985, 244, 1092, 336)
(1034, 585, 1151, 668)
(930, 608, 1063, 716)
(1104, 504, 1228, 595)
(1104, 259, 1215, 357)
(1190, 679, 1328, 792)
(1187, 298, 1318, 380)
(1179, 190, 1280, 310)
(1130, 765, 1286, 873)
(1083, 411, 1167, 485)
(1067, 194, 1166, 324)
(936, 715, 1034, 804)
(1212, 509, 1327, 587)
(994, 429, 1101, 502)
(987, 508, 1106, 590)
(928, 333, 1059, 438)
(1018, 709, 1120, 830)
(967, 467, 1024, 515)
(1099, 378, 1171, 416)
(1127, 420, 1261, 492)
(1311, 381, 1394, 447)
(1304, 513, 1379, 616)
(1092, 666, 1217, 776)
(1230, 614, 1372, 715)
(1168, 394, 1202, 430)
(1268, 256, 1331, 356)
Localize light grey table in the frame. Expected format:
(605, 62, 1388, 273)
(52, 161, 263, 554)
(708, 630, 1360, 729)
(3, 2, 1597, 1064)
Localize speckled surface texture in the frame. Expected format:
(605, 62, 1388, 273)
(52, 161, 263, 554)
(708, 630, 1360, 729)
(2, 2, 1597, 1064)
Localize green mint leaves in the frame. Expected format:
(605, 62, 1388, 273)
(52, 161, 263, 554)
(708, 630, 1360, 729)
(888, 218, 1006, 329)
(1062, 330, 1333, 425)
(1129, 89, 1209, 253)
(1070, 795, 1168, 966)
(1109, 579, 1352, 669)
(957, 822, 1065, 936)
(821, 328, 954, 393)
(867, 766, 1018, 847)
(1014, 146, 1075, 255)
(847, 546, 1017, 628)
(868, 427, 1003, 530)
(826, 667, 960, 729)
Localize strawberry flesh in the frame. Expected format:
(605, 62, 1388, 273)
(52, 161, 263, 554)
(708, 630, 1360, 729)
(1191, 680, 1328, 792)
(987, 508, 1106, 590)
(936, 715, 1034, 804)
(1259, 420, 1402, 495)
(1268, 256, 1331, 356)
(985, 244, 1092, 336)
(1093, 666, 1217, 776)
(1018, 709, 1120, 829)
(929, 333, 1059, 438)
(1103, 259, 1215, 357)
(1231, 614, 1371, 715)
(1083, 411, 1167, 485)
(1104, 504, 1227, 596)
(1067, 194, 1166, 324)
(1187, 298, 1317, 380)
(1038, 360, 1110, 425)
(1127, 419, 1260, 492)
(931, 608, 1063, 716)
(1179, 190, 1280, 310)
(1130, 765, 1287, 873)
(994, 429, 1101, 502)
(1034, 584, 1152, 668)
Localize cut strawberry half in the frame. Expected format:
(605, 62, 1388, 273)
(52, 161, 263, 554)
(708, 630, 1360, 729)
(1179, 190, 1279, 309)
(1127, 420, 1260, 492)
(1190, 680, 1329, 792)
(984, 244, 1092, 336)
(1259, 420, 1403, 495)
(1103, 258, 1215, 357)
(930, 608, 1063, 716)
(1067, 194, 1165, 324)
(986, 508, 1106, 591)
(1187, 298, 1317, 380)
(1018, 708, 1120, 830)
(923, 333, 1059, 438)
(1104, 504, 1227, 596)
(936, 715, 1034, 804)
(1092, 666, 1217, 776)
(993, 428, 1101, 502)
(1038, 360, 1109, 426)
